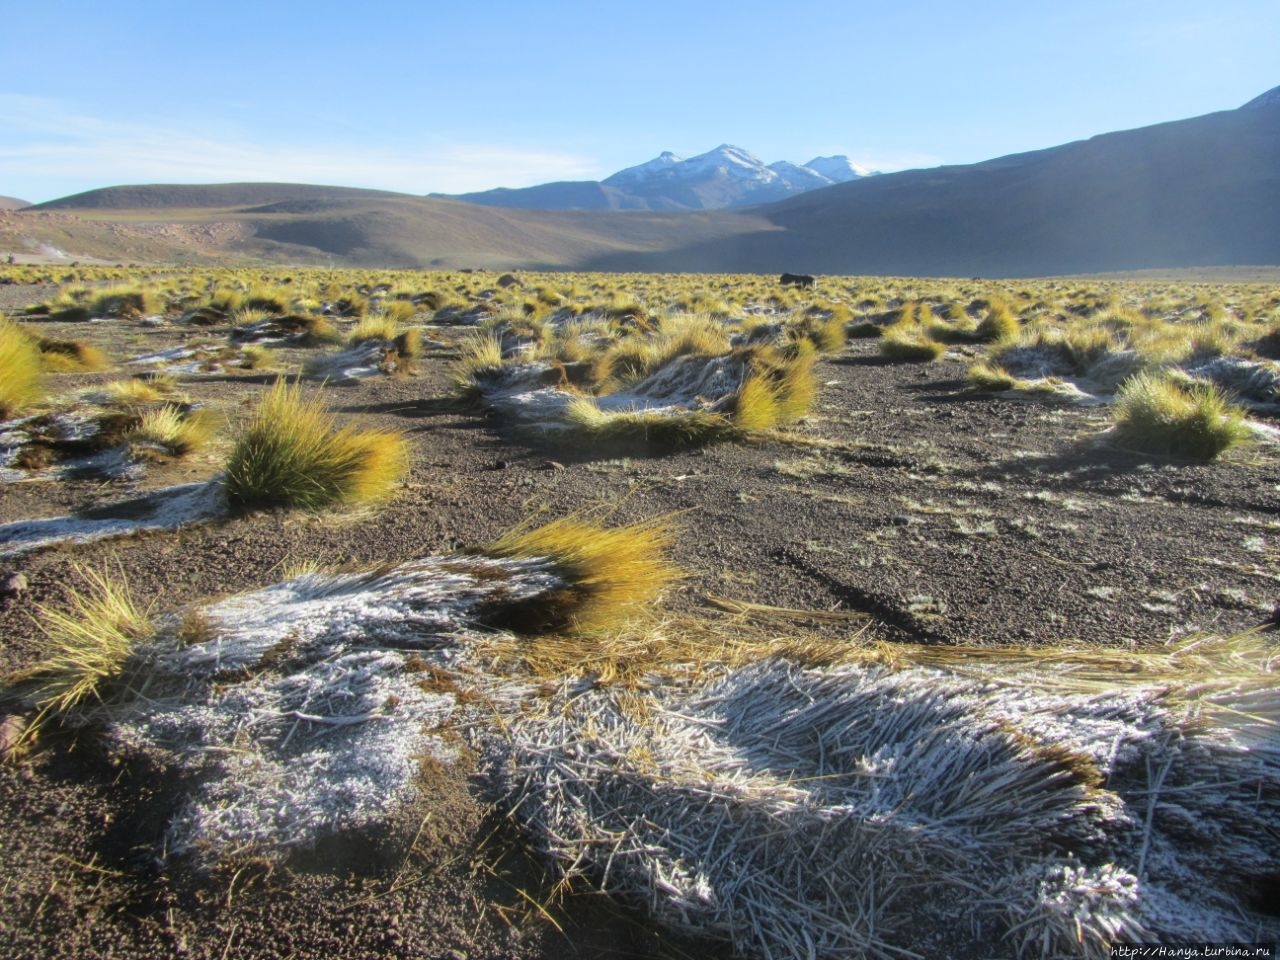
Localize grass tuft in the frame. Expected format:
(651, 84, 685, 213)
(128, 405, 215, 456)
(484, 517, 680, 632)
(967, 361, 1019, 392)
(566, 397, 739, 448)
(8, 564, 153, 742)
(0, 320, 44, 418)
(1110, 370, 1251, 460)
(452, 334, 506, 395)
(105, 376, 180, 406)
(224, 380, 409, 510)
(879, 326, 945, 362)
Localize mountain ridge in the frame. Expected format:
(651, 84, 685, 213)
(442, 144, 871, 212)
(6, 86, 1279, 276)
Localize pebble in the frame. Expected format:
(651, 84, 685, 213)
(0, 572, 27, 597)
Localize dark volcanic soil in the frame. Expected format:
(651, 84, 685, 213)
(1, 285, 1278, 958)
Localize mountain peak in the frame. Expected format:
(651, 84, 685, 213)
(1240, 85, 1280, 110)
(804, 155, 873, 182)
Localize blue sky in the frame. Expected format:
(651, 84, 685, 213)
(2, 0, 1277, 203)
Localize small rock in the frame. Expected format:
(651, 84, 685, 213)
(0, 572, 27, 597)
(0, 714, 28, 758)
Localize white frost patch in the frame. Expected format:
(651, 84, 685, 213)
(109, 554, 573, 864)
(476, 353, 751, 431)
(127, 345, 204, 365)
(501, 657, 1280, 958)
(1185, 356, 1280, 412)
(303, 340, 400, 382)
(0, 480, 225, 557)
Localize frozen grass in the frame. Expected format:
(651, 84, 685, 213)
(502, 630, 1280, 958)
(0, 319, 44, 418)
(1111, 370, 1251, 460)
(224, 380, 409, 511)
(7, 564, 153, 742)
(485, 516, 681, 632)
(566, 397, 740, 448)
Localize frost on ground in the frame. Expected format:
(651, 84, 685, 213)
(499, 649, 1280, 959)
(0, 410, 147, 483)
(303, 339, 402, 382)
(0, 480, 225, 557)
(107, 554, 564, 865)
(473, 352, 755, 432)
(996, 345, 1280, 412)
(23, 538, 1278, 957)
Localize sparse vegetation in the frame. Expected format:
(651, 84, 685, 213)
(224, 380, 409, 510)
(1110, 370, 1251, 460)
(0, 319, 45, 417)
(127, 405, 215, 456)
(484, 516, 680, 631)
(7, 564, 153, 740)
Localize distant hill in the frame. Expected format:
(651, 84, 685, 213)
(583, 86, 1280, 277)
(9, 185, 765, 269)
(34, 182, 409, 211)
(12, 86, 1280, 276)
(0, 196, 31, 210)
(443, 145, 871, 212)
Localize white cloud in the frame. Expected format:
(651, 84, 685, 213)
(0, 95, 602, 200)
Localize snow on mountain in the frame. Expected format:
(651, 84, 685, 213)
(602, 151, 686, 185)
(767, 161, 833, 191)
(682, 144, 774, 180)
(453, 146, 879, 212)
(804, 156, 873, 182)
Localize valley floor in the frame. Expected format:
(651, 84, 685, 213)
(1, 280, 1277, 958)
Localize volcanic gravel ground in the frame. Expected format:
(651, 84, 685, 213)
(1, 287, 1277, 958)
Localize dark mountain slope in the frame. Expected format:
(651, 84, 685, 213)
(585, 93, 1280, 276)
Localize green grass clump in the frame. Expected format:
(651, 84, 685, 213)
(93, 287, 161, 318)
(35, 337, 109, 372)
(128, 405, 214, 456)
(105, 376, 180, 406)
(973, 301, 1020, 342)
(452, 334, 506, 395)
(7, 564, 153, 743)
(1110, 371, 1251, 460)
(967, 361, 1020, 392)
(349, 315, 401, 344)
(880, 325, 946, 362)
(484, 516, 680, 632)
(566, 397, 739, 448)
(239, 345, 277, 371)
(0, 320, 44, 418)
(224, 380, 409, 510)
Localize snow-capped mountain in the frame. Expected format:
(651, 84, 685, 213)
(803, 155, 874, 182)
(443, 146, 877, 212)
